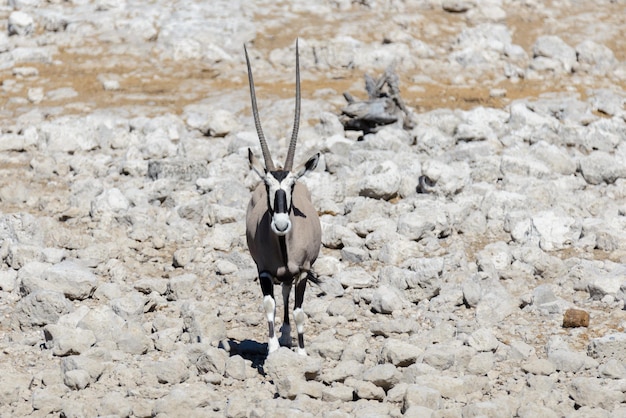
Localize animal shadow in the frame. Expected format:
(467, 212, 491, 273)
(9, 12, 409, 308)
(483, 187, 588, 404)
(221, 339, 268, 374)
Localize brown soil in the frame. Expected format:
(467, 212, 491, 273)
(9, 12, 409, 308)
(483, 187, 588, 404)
(2, 2, 624, 123)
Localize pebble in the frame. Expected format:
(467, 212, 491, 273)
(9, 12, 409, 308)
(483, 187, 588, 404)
(563, 308, 590, 328)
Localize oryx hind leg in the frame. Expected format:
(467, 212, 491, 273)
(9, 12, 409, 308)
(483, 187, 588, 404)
(259, 272, 279, 353)
(293, 272, 310, 356)
(279, 283, 292, 348)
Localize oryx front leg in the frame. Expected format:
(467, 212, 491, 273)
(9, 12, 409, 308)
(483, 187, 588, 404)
(294, 273, 309, 356)
(279, 283, 292, 348)
(260, 272, 279, 353)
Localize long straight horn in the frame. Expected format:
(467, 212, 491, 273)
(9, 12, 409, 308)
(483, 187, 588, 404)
(284, 39, 301, 172)
(244, 44, 275, 171)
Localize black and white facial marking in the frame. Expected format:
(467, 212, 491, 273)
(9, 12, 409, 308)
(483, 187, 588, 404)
(249, 151, 320, 237)
(264, 170, 297, 236)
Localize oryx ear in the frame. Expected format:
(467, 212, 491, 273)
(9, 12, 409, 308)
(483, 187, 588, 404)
(248, 148, 266, 179)
(295, 153, 320, 179)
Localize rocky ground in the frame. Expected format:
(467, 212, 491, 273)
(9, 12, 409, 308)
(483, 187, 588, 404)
(1, 0, 626, 417)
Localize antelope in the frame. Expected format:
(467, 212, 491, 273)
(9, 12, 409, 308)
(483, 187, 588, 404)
(244, 40, 322, 356)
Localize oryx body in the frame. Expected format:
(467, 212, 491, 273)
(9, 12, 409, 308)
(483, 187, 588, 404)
(244, 40, 322, 355)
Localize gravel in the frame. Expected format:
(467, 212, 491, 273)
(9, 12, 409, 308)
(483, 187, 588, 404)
(0, 0, 625, 417)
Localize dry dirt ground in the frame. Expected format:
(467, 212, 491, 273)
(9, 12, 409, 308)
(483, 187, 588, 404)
(2, 1, 625, 121)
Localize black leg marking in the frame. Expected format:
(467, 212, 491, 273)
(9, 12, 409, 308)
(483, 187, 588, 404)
(279, 283, 293, 348)
(260, 272, 279, 353)
(260, 272, 274, 298)
(294, 273, 308, 354)
(282, 283, 291, 327)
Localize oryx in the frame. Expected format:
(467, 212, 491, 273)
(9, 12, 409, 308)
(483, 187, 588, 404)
(244, 40, 322, 355)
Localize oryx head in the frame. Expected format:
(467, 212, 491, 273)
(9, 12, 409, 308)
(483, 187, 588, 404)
(245, 40, 320, 236)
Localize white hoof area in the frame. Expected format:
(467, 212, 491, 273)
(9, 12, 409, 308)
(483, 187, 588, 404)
(268, 337, 280, 353)
(297, 348, 307, 356)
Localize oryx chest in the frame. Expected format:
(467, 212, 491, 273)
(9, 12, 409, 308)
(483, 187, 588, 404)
(246, 182, 321, 281)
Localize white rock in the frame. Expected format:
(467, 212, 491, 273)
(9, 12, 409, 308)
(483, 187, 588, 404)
(357, 160, 401, 200)
(529, 141, 577, 175)
(468, 328, 500, 352)
(417, 375, 488, 399)
(47, 261, 98, 299)
(38, 119, 98, 152)
(43, 324, 97, 356)
(321, 382, 355, 402)
(90, 188, 130, 218)
(117, 326, 152, 354)
(509, 340, 536, 360)
(321, 360, 364, 383)
(308, 335, 344, 360)
(361, 363, 400, 391)
(347, 377, 386, 401)
(462, 277, 482, 308)
(76, 305, 126, 344)
(476, 241, 512, 277)
(521, 358, 556, 376)
(184, 105, 238, 137)
(181, 302, 227, 345)
(8, 11, 35, 36)
(580, 151, 626, 185)
(462, 402, 504, 418)
(341, 334, 368, 363)
(403, 384, 442, 412)
(507, 102, 559, 132)
(60, 348, 109, 388)
(568, 377, 624, 409)
(166, 274, 200, 301)
(97, 391, 132, 417)
(371, 285, 405, 314)
(598, 358, 626, 379)
(531, 210, 580, 251)
(150, 355, 190, 384)
(547, 336, 594, 373)
(531, 35, 576, 73)
(110, 292, 148, 320)
(27, 87, 44, 103)
(397, 200, 448, 241)
(588, 275, 623, 300)
(191, 345, 227, 375)
(0, 269, 17, 292)
(575, 40, 617, 74)
(337, 267, 376, 289)
(466, 352, 495, 375)
(326, 298, 357, 321)
(501, 150, 551, 178)
(475, 279, 517, 326)
(421, 159, 470, 196)
(588, 333, 626, 362)
(422, 345, 459, 370)
(63, 369, 91, 390)
(151, 383, 220, 416)
(152, 327, 182, 352)
(264, 347, 322, 383)
(380, 339, 423, 367)
(46, 87, 79, 101)
(15, 290, 73, 327)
